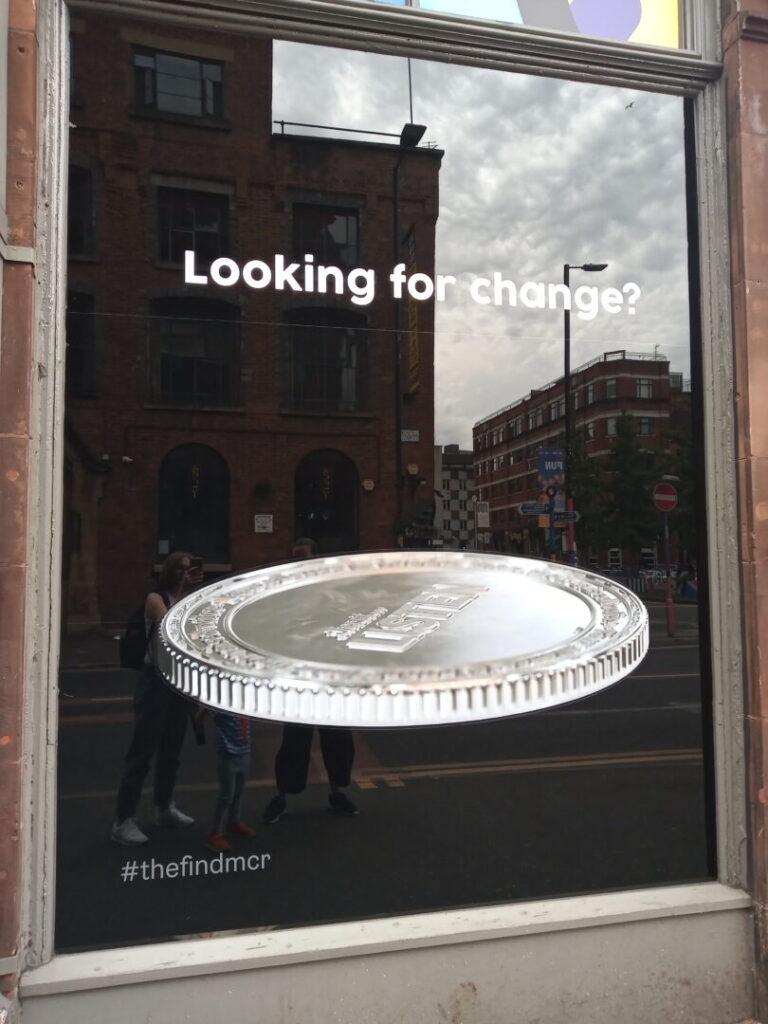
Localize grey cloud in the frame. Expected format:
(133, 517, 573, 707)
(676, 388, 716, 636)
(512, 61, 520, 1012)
(274, 43, 690, 446)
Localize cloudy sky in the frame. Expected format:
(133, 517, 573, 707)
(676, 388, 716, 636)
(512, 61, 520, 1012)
(274, 43, 689, 447)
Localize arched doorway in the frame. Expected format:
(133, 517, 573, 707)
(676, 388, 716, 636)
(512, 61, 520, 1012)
(158, 444, 230, 562)
(294, 450, 359, 555)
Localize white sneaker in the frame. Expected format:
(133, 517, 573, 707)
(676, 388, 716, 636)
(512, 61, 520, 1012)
(111, 817, 149, 846)
(155, 803, 194, 828)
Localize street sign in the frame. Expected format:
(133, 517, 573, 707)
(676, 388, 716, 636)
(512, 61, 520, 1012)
(555, 511, 581, 523)
(519, 502, 549, 515)
(476, 500, 490, 528)
(652, 481, 678, 512)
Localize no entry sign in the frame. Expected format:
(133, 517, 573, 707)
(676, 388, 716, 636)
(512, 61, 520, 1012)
(652, 481, 678, 512)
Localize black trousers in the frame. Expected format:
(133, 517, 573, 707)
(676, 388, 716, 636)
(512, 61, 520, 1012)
(115, 665, 189, 821)
(274, 725, 355, 795)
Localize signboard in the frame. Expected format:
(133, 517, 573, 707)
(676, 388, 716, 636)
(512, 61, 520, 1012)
(404, 226, 420, 395)
(476, 500, 490, 528)
(519, 502, 549, 515)
(253, 514, 274, 533)
(652, 481, 678, 512)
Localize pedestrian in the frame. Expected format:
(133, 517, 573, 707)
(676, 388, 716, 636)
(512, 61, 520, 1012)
(205, 711, 255, 851)
(262, 538, 359, 824)
(111, 551, 202, 846)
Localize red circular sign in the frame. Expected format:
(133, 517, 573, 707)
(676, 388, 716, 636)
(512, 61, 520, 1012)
(652, 481, 678, 512)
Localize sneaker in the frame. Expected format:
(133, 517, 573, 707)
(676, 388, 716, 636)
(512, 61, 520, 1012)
(227, 821, 256, 838)
(155, 803, 195, 828)
(262, 794, 286, 825)
(111, 817, 149, 846)
(205, 831, 231, 852)
(328, 791, 360, 817)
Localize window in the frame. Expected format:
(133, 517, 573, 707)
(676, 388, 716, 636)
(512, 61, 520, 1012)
(134, 47, 223, 119)
(282, 307, 368, 413)
(458, 499, 467, 510)
(606, 417, 618, 436)
(157, 187, 229, 264)
(607, 547, 623, 570)
(146, 297, 240, 407)
(573, 390, 580, 410)
(606, 378, 617, 399)
(293, 203, 360, 270)
(68, 165, 95, 256)
(527, 407, 543, 429)
(585, 421, 596, 440)
(443, 518, 451, 530)
(66, 291, 98, 397)
(636, 378, 653, 398)
(586, 383, 595, 404)
(638, 417, 655, 435)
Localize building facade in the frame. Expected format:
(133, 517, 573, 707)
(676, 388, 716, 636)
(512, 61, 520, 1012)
(63, 13, 440, 637)
(435, 443, 475, 549)
(473, 351, 691, 563)
(3, 2, 768, 1023)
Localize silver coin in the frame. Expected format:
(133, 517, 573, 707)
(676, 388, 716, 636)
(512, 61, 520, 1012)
(157, 551, 648, 727)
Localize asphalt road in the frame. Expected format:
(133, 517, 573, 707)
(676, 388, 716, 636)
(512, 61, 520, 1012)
(55, 601, 713, 951)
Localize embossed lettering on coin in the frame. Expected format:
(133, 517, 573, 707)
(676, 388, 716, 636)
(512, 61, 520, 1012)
(323, 583, 488, 653)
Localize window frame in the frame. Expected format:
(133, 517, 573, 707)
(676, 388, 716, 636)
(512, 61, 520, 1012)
(155, 184, 231, 267)
(21, 0, 746, 1008)
(145, 296, 242, 409)
(133, 44, 224, 121)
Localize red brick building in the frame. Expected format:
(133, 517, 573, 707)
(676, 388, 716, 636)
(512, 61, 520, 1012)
(64, 12, 442, 632)
(473, 350, 690, 563)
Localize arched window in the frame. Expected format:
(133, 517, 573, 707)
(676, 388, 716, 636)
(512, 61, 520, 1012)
(158, 443, 230, 563)
(282, 307, 368, 414)
(294, 449, 359, 554)
(147, 296, 240, 408)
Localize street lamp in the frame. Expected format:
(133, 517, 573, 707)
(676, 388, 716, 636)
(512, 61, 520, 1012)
(563, 261, 608, 562)
(393, 124, 427, 521)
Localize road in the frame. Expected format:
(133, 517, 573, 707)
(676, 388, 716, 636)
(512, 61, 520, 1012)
(55, 601, 713, 951)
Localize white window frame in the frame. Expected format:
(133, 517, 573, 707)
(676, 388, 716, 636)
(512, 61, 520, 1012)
(19, 0, 747, 1018)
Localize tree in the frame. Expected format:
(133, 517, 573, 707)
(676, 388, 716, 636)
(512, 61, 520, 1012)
(569, 428, 609, 556)
(603, 413, 660, 559)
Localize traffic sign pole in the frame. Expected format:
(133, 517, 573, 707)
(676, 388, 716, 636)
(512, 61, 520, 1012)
(653, 481, 679, 639)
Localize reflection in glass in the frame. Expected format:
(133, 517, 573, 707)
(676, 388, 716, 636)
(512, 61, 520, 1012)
(56, 14, 711, 953)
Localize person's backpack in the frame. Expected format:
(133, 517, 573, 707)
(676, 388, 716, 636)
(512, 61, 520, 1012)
(118, 590, 170, 670)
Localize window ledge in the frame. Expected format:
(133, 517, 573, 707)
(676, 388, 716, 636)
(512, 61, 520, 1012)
(20, 883, 750, 996)
(278, 408, 373, 418)
(131, 107, 232, 132)
(143, 404, 245, 413)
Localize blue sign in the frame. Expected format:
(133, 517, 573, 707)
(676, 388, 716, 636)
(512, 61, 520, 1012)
(519, 502, 549, 516)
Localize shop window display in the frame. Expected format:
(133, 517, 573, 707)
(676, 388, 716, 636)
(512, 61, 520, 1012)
(57, 14, 712, 952)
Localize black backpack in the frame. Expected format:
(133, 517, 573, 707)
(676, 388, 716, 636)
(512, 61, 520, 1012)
(119, 590, 170, 670)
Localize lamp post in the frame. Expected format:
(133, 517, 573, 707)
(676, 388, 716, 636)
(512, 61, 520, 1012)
(393, 123, 427, 522)
(563, 261, 607, 562)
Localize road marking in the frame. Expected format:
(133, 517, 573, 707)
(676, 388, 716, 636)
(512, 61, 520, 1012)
(58, 747, 704, 799)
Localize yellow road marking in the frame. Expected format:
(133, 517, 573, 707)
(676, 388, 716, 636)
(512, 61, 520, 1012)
(58, 747, 703, 800)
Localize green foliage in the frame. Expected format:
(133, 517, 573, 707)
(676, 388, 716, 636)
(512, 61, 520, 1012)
(603, 412, 660, 551)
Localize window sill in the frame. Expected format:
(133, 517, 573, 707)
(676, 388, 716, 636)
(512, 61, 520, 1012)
(278, 408, 373, 418)
(20, 883, 750, 996)
(143, 404, 246, 413)
(131, 107, 232, 132)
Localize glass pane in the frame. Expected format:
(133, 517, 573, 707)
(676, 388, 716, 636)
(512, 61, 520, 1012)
(58, 13, 711, 953)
